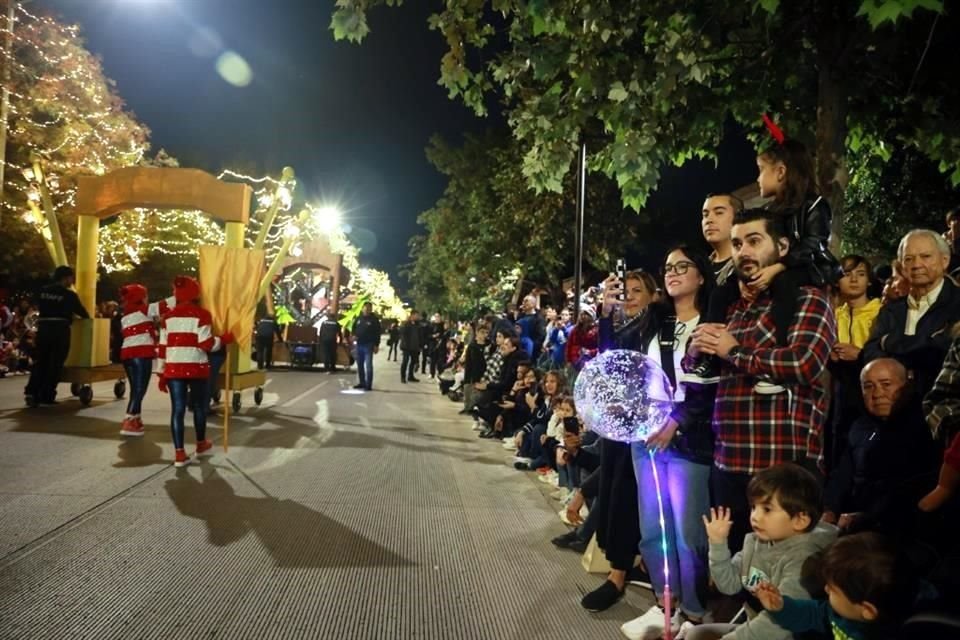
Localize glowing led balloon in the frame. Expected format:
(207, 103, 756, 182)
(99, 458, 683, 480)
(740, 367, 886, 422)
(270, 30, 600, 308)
(573, 350, 674, 443)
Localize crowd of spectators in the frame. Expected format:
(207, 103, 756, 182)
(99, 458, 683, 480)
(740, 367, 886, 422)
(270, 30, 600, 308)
(0, 294, 39, 377)
(413, 190, 960, 637)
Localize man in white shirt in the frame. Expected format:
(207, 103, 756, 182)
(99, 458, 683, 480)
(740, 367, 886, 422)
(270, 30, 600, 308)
(864, 229, 960, 396)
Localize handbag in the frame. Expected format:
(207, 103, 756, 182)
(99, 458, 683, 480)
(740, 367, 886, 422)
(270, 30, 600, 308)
(581, 534, 613, 574)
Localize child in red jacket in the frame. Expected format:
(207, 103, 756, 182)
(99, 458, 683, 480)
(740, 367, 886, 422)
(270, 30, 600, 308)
(157, 276, 233, 467)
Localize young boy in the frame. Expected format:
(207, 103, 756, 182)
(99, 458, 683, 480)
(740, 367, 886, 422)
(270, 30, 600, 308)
(754, 532, 916, 639)
(684, 463, 838, 640)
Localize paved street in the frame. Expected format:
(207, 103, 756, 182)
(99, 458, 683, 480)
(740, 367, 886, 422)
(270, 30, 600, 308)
(0, 354, 654, 639)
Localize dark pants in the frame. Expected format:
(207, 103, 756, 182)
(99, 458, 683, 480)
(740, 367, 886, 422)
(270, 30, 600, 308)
(420, 348, 430, 374)
(25, 322, 70, 402)
(255, 336, 273, 369)
(595, 439, 640, 571)
(356, 343, 375, 389)
(710, 466, 752, 554)
(321, 339, 337, 371)
(168, 378, 209, 450)
(388, 342, 398, 360)
(401, 349, 418, 381)
(122, 357, 152, 415)
(207, 350, 226, 405)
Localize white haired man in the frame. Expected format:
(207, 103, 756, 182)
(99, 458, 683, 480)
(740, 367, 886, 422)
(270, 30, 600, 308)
(864, 229, 960, 396)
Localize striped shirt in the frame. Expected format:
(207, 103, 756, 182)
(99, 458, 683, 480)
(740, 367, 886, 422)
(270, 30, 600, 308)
(711, 286, 836, 474)
(157, 303, 222, 379)
(119, 296, 175, 361)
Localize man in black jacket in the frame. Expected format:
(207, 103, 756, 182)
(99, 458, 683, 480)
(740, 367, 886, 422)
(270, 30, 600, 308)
(352, 302, 381, 391)
(864, 229, 960, 396)
(399, 310, 422, 383)
(25, 265, 90, 406)
(473, 335, 522, 434)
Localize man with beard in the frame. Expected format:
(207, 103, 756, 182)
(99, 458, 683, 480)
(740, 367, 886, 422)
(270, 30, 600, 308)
(689, 208, 836, 551)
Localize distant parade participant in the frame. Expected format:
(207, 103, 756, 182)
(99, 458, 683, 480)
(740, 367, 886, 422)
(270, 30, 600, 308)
(24, 266, 90, 407)
(117, 284, 174, 436)
(156, 276, 233, 467)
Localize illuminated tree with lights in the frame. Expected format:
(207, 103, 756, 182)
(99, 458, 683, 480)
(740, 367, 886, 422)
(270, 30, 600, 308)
(349, 267, 405, 319)
(0, 4, 149, 277)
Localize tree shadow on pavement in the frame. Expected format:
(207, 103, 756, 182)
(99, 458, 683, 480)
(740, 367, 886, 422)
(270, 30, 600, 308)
(164, 466, 414, 569)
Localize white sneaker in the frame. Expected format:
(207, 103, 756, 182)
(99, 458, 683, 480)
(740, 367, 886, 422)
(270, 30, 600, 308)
(620, 605, 680, 640)
(675, 621, 697, 640)
(513, 456, 533, 466)
(501, 440, 517, 450)
(538, 471, 558, 485)
(753, 380, 786, 394)
(471, 422, 483, 431)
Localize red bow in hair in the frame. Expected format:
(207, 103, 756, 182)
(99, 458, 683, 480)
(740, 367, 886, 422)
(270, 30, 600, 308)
(762, 113, 785, 144)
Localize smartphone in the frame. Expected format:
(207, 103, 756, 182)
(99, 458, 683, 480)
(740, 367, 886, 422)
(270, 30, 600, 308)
(615, 258, 627, 302)
(563, 416, 580, 434)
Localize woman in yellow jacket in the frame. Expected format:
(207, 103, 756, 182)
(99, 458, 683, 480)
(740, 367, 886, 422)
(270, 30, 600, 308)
(828, 255, 882, 470)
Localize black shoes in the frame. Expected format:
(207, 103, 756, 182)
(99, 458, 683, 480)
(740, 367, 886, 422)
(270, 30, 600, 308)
(551, 530, 588, 552)
(581, 580, 625, 612)
(408, 377, 420, 383)
(626, 564, 653, 590)
(353, 384, 365, 390)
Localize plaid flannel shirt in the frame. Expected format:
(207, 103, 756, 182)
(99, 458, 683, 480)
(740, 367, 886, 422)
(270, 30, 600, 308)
(924, 335, 960, 442)
(712, 285, 836, 474)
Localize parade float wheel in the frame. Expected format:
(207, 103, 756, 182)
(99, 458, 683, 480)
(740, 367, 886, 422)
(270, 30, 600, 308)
(70, 382, 82, 397)
(78, 386, 94, 406)
(114, 380, 126, 399)
(232, 392, 242, 412)
(254, 387, 263, 406)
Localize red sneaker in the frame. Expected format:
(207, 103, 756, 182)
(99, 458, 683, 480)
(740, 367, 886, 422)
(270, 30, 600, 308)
(174, 449, 191, 468)
(195, 439, 214, 457)
(536, 466, 552, 475)
(120, 417, 144, 437)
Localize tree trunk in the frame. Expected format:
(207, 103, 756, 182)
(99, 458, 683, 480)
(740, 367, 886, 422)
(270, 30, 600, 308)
(815, 3, 851, 255)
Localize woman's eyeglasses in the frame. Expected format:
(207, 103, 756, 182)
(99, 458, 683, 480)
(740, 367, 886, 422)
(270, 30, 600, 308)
(663, 261, 696, 276)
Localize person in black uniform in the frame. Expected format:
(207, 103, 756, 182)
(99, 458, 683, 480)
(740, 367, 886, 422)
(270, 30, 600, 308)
(318, 313, 342, 373)
(25, 266, 90, 406)
(255, 312, 284, 369)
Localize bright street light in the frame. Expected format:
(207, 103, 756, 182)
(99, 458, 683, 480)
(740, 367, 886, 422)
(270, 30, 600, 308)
(312, 205, 342, 234)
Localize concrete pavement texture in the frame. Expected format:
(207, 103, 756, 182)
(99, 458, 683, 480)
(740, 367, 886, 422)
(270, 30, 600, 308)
(0, 355, 655, 639)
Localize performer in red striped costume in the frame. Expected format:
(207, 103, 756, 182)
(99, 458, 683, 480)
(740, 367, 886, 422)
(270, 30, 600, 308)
(118, 284, 175, 436)
(157, 276, 233, 467)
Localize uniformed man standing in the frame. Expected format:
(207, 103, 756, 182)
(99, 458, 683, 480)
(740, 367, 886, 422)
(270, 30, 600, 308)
(25, 266, 90, 406)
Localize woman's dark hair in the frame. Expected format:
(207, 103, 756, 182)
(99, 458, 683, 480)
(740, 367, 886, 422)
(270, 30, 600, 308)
(624, 269, 658, 298)
(759, 138, 819, 210)
(662, 244, 715, 314)
(543, 369, 567, 395)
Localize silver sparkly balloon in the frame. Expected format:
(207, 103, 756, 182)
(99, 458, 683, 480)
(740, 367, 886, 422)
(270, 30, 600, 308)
(573, 349, 674, 443)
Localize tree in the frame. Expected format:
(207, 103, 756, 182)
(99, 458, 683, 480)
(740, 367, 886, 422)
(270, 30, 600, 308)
(332, 1, 953, 249)
(1, 3, 149, 278)
(843, 146, 957, 260)
(349, 267, 405, 319)
(406, 132, 639, 314)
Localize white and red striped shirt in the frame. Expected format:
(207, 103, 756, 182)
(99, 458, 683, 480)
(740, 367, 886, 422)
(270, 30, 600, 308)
(119, 296, 175, 361)
(157, 303, 223, 379)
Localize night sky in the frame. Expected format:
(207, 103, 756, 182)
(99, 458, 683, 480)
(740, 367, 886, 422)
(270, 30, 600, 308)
(41, 0, 757, 293)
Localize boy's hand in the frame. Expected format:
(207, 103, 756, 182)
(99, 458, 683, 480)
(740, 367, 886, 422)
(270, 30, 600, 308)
(754, 582, 784, 611)
(703, 506, 734, 544)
